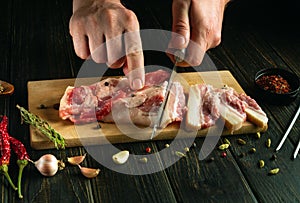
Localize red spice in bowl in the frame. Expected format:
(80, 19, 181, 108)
(255, 74, 291, 94)
(254, 68, 300, 104)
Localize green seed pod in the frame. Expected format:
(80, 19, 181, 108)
(218, 144, 230, 150)
(256, 132, 261, 139)
(269, 168, 280, 175)
(249, 148, 256, 153)
(139, 157, 148, 163)
(259, 160, 265, 168)
(175, 151, 186, 158)
(224, 138, 231, 145)
(266, 138, 271, 148)
(237, 138, 247, 145)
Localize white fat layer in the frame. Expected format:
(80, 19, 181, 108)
(186, 85, 202, 130)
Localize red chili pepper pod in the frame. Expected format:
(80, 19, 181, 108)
(0, 116, 17, 191)
(9, 136, 30, 198)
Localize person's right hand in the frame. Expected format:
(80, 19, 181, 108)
(69, 0, 145, 90)
(167, 0, 230, 67)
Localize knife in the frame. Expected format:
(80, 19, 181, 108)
(150, 49, 186, 139)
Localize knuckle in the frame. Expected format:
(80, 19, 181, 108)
(212, 32, 221, 47)
(101, 9, 118, 25)
(76, 50, 89, 59)
(127, 45, 142, 57)
(188, 57, 202, 66)
(174, 20, 189, 33)
(124, 10, 138, 24)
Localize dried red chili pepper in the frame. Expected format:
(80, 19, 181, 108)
(9, 136, 30, 198)
(0, 116, 17, 191)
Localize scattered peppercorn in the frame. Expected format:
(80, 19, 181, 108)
(223, 138, 231, 146)
(271, 154, 277, 161)
(218, 143, 230, 150)
(38, 104, 47, 109)
(258, 160, 265, 168)
(256, 132, 261, 139)
(145, 147, 151, 153)
(249, 147, 256, 153)
(268, 168, 280, 175)
(237, 138, 247, 145)
(221, 152, 227, 158)
(53, 103, 60, 110)
(104, 81, 109, 86)
(139, 157, 148, 163)
(256, 74, 291, 94)
(206, 157, 215, 163)
(175, 151, 186, 158)
(266, 138, 271, 148)
(239, 153, 246, 158)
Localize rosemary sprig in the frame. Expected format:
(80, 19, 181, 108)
(16, 105, 66, 150)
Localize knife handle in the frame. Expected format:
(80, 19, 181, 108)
(174, 49, 186, 63)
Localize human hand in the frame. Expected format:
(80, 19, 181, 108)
(167, 0, 230, 67)
(69, 0, 144, 90)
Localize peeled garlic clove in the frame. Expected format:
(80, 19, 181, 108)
(67, 154, 86, 165)
(78, 165, 100, 178)
(112, 150, 129, 164)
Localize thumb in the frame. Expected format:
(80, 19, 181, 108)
(169, 0, 191, 50)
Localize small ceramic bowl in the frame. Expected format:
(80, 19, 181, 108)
(254, 68, 300, 104)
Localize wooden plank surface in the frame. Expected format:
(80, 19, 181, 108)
(28, 70, 267, 149)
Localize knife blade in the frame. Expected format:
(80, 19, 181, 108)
(150, 49, 185, 139)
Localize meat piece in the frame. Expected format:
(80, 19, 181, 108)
(238, 93, 268, 128)
(218, 87, 247, 133)
(102, 82, 168, 126)
(186, 85, 216, 130)
(185, 84, 267, 133)
(160, 82, 186, 128)
(59, 70, 171, 125)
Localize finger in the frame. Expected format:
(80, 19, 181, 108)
(105, 32, 126, 68)
(184, 2, 208, 67)
(71, 34, 90, 59)
(124, 11, 144, 90)
(69, 16, 91, 59)
(124, 30, 144, 90)
(168, 0, 191, 50)
(88, 32, 107, 64)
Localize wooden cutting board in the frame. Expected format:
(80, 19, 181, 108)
(27, 71, 267, 150)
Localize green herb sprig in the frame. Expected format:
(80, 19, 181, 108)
(16, 105, 66, 150)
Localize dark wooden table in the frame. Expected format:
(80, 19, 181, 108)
(1, 0, 300, 202)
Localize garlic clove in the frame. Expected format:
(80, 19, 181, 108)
(112, 150, 129, 164)
(67, 154, 86, 165)
(78, 165, 100, 178)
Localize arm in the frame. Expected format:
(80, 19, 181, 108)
(69, 0, 145, 90)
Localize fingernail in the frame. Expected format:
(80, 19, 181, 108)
(132, 78, 143, 90)
(173, 36, 185, 47)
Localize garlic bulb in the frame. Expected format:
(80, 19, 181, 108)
(112, 150, 129, 164)
(33, 154, 61, 177)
